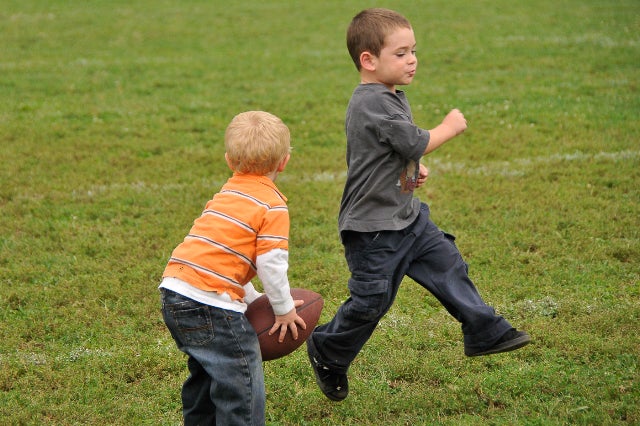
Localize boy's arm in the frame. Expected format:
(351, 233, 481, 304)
(425, 109, 467, 155)
(243, 281, 263, 304)
(256, 248, 306, 342)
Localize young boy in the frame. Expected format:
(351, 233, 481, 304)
(160, 111, 306, 425)
(306, 8, 530, 402)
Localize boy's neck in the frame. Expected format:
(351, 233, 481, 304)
(360, 76, 395, 92)
(265, 170, 279, 182)
(232, 171, 278, 182)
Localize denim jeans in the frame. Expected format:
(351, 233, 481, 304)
(161, 289, 265, 426)
(309, 203, 512, 373)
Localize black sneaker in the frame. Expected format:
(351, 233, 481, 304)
(465, 328, 531, 357)
(307, 343, 349, 401)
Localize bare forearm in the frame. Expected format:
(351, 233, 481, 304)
(425, 108, 467, 155)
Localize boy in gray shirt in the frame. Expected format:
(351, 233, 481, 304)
(307, 8, 530, 402)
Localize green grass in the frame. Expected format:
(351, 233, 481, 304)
(1, 0, 638, 424)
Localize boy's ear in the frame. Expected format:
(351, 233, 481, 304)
(359, 51, 377, 71)
(277, 154, 291, 172)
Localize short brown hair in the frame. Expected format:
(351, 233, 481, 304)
(225, 111, 291, 175)
(346, 8, 412, 71)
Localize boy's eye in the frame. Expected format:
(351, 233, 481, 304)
(396, 50, 417, 57)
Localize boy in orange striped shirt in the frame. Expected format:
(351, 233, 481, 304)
(160, 111, 305, 426)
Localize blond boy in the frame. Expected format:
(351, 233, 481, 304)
(160, 111, 305, 425)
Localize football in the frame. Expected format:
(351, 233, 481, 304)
(246, 288, 324, 361)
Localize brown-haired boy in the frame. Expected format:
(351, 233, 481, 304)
(307, 8, 530, 402)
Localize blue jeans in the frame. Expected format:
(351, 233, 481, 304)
(309, 203, 512, 373)
(161, 289, 265, 426)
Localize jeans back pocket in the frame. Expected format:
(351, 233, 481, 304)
(170, 305, 215, 347)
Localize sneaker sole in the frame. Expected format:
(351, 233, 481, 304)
(466, 333, 531, 357)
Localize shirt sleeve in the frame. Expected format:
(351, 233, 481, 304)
(243, 281, 263, 305)
(256, 248, 294, 315)
(256, 207, 289, 256)
(378, 115, 429, 161)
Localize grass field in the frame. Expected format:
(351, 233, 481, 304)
(1, 0, 638, 424)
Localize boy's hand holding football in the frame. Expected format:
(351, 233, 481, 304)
(270, 299, 307, 342)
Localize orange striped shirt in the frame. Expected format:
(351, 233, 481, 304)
(163, 174, 289, 301)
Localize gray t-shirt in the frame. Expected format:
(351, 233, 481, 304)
(338, 84, 430, 233)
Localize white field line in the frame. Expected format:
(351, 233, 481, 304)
(427, 149, 640, 178)
(23, 149, 638, 201)
(95, 149, 640, 194)
(3, 339, 177, 366)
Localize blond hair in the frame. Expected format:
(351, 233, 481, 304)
(224, 111, 291, 175)
(346, 8, 412, 71)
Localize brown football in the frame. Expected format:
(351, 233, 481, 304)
(245, 288, 324, 361)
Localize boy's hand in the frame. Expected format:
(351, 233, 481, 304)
(416, 163, 429, 188)
(269, 299, 307, 343)
(425, 109, 468, 154)
(442, 108, 467, 136)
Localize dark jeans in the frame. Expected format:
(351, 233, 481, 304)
(161, 289, 265, 426)
(309, 203, 512, 373)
